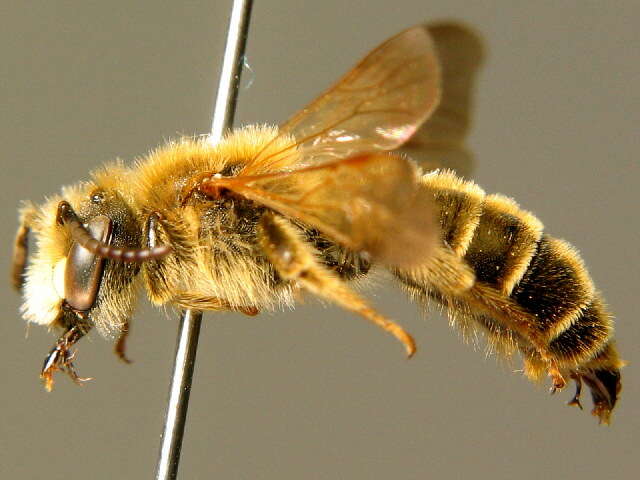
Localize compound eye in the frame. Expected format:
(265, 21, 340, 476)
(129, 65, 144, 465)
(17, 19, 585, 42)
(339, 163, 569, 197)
(64, 215, 113, 311)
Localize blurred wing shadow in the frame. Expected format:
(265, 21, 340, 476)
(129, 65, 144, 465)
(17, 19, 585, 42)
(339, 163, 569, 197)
(398, 22, 485, 178)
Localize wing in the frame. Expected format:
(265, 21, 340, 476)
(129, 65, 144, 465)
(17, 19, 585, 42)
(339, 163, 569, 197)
(201, 154, 437, 269)
(398, 23, 484, 177)
(241, 25, 441, 175)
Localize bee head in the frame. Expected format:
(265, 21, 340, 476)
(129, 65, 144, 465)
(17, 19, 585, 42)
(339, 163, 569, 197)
(13, 182, 164, 337)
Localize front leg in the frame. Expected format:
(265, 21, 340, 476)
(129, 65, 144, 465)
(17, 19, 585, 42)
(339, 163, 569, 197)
(114, 319, 133, 364)
(257, 212, 415, 357)
(11, 202, 37, 291)
(142, 211, 197, 305)
(41, 324, 91, 392)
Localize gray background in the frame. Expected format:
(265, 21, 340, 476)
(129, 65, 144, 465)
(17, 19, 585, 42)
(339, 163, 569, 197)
(2, 1, 639, 479)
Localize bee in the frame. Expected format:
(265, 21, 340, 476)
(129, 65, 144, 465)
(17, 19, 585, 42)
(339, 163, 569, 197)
(12, 22, 623, 423)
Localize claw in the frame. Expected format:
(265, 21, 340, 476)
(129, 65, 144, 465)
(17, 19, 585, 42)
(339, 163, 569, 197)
(64, 362, 93, 387)
(40, 326, 89, 391)
(41, 344, 90, 391)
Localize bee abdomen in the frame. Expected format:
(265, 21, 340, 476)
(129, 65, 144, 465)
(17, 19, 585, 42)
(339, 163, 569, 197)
(510, 235, 610, 365)
(422, 171, 545, 296)
(412, 171, 619, 370)
(462, 193, 543, 296)
(546, 295, 613, 364)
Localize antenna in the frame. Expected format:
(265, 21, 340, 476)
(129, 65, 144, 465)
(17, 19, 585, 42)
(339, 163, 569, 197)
(155, 1, 254, 478)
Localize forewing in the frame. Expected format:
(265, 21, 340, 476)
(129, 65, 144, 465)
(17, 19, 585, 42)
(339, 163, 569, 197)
(243, 25, 441, 174)
(398, 23, 484, 177)
(205, 154, 437, 268)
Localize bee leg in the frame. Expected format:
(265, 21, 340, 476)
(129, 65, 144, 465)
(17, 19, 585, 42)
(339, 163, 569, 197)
(258, 212, 416, 357)
(463, 282, 567, 391)
(567, 373, 584, 409)
(41, 324, 91, 392)
(142, 211, 193, 305)
(11, 202, 37, 291)
(547, 363, 567, 393)
(145, 211, 164, 249)
(114, 320, 132, 364)
(143, 212, 171, 305)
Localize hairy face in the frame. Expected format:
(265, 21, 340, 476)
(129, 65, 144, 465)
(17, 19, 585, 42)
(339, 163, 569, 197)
(18, 183, 144, 337)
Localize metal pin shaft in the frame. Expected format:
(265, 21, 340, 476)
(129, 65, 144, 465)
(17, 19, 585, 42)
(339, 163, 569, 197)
(155, 310, 202, 480)
(210, 0, 254, 143)
(155, 1, 254, 479)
